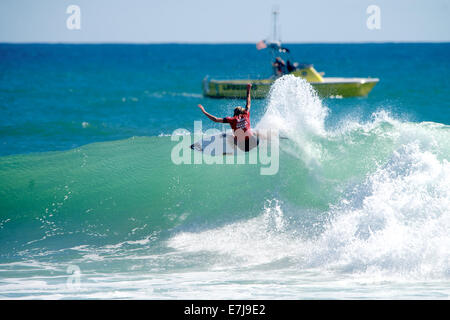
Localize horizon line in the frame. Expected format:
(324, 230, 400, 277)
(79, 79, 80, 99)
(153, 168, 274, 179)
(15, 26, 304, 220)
(1, 40, 450, 45)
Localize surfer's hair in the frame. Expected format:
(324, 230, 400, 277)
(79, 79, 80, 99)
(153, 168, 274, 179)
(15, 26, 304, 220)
(234, 107, 245, 116)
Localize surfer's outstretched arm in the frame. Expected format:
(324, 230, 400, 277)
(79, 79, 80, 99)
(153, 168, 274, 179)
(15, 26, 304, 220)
(197, 104, 225, 123)
(245, 83, 252, 111)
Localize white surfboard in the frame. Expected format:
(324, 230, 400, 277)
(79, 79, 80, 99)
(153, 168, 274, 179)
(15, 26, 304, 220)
(190, 133, 238, 156)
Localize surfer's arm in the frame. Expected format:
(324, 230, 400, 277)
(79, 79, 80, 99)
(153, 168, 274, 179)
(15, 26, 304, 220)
(197, 104, 225, 123)
(245, 83, 252, 111)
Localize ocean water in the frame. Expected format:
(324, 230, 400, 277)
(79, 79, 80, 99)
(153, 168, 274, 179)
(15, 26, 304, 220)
(0, 43, 449, 299)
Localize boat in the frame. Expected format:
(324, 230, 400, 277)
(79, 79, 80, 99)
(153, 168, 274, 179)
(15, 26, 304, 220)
(203, 10, 379, 99)
(203, 67, 379, 99)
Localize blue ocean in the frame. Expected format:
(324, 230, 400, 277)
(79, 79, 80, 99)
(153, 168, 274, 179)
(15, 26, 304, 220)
(0, 43, 449, 299)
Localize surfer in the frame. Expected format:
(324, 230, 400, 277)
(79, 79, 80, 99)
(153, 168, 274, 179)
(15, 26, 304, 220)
(197, 83, 259, 152)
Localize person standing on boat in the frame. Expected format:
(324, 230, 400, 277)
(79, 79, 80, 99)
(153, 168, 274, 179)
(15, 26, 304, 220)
(197, 84, 259, 152)
(287, 60, 298, 73)
(273, 57, 286, 76)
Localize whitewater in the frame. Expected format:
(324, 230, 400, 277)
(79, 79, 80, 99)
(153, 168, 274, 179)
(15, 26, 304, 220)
(0, 75, 449, 299)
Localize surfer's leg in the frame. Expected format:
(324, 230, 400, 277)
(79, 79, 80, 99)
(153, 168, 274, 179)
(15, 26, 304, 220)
(244, 136, 259, 152)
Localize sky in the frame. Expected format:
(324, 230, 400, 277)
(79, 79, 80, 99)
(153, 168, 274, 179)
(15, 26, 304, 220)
(0, 0, 449, 43)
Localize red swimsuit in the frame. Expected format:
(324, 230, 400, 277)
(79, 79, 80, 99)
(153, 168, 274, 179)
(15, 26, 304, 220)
(223, 110, 253, 138)
(223, 110, 258, 151)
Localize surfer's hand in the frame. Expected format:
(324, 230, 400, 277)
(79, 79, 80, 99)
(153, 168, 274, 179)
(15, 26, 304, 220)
(197, 104, 205, 112)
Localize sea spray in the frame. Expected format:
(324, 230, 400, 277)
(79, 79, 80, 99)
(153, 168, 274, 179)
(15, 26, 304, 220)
(308, 141, 450, 278)
(256, 75, 329, 168)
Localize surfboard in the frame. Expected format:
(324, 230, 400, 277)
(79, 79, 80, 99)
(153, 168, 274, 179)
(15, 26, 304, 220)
(190, 131, 287, 156)
(190, 133, 237, 156)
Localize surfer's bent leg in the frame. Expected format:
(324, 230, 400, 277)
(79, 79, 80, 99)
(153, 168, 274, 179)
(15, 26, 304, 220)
(234, 136, 258, 152)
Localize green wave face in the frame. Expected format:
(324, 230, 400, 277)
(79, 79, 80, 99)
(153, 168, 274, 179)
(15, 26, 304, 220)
(0, 135, 289, 251)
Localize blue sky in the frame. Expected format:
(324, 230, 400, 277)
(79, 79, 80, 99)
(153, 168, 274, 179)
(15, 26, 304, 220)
(0, 0, 449, 43)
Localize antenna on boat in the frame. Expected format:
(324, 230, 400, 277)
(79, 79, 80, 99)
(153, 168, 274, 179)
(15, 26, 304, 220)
(271, 6, 280, 45)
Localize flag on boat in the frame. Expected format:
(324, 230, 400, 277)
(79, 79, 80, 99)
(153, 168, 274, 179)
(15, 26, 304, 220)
(256, 40, 267, 50)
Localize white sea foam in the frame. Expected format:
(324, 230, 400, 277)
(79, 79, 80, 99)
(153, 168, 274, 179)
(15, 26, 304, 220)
(257, 75, 329, 167)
